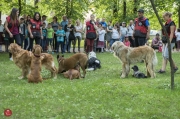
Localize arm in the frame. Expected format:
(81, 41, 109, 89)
(4, 21, 13, 38)
(145, 20, 150, 40)
(27, 24, 33, 38)
(169, 25, 175, 42)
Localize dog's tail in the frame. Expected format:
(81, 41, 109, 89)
(152, 50, 158, 66)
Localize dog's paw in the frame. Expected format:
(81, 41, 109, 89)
(18, 76, 24, 79)
(120, 74, 126, 78)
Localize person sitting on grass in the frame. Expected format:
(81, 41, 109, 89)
(123, 36, 130, 47)
(151, 33, 162, 50)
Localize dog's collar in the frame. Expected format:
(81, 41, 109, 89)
(34, 54, 40, 57)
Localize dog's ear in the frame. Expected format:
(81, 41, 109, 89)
(57, 55, 59, 59)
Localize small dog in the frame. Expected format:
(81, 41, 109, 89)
(57, 53, 88, 78)
(63, 65, 81, 80)
(132, 65, 147, 78)
(28, 45, 44, 83)
(87, 51, 101, 71)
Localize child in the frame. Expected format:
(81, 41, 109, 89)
(56, 25, 65, 54)
(175, 28, 180, 51)
(46, 23, 54, 53)
(123, 36, 130, 47)
(97, 23, 106, 52)
(19, 18, 26, 49)
(41, 22, 47, 51)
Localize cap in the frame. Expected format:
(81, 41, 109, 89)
(42, 15, 47, 17)
(122, 22, 126, 24)
(137, 9, 144, 13)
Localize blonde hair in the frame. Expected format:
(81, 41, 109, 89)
(163, 12, 172, 18)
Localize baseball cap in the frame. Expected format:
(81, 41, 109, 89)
(137, 9, 144, 13)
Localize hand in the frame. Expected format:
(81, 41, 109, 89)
(146, 34, 150, 40)
(132, 36, 135, 40)
(41, 36, 43, 39)
(30, 34, 33, 38)
(9, 33, 13, 38)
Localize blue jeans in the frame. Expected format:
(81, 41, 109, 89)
(110, 39, 119, 47)
(57, 41, 64, 54)
(120, 35, 125, 42)
(41, 37, 46, 51)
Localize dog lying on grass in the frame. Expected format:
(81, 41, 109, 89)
(57, 53, 88, 78)
(63, 64, 81, 80)
(132, 65, 147, 78)
(28, 45, 44, 83)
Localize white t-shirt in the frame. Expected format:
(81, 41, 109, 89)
(75, 25, 82, 37)
(98, 29, 106, 41)
(111, 28, 120, 39)
(0, 25, 4, 32)
(127, 24, 134, 36)
(42, 20, 48, 28)
(120, 26, 128, 36)
(175, 32, 180, 41)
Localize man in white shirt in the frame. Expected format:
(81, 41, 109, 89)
(127, 20, 135, 47)
(0, 20, 4, 52)
(42, 15, 48, 28)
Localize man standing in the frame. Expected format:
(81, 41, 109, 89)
(60, 15, 68, 52)
(85, 14, 98, 53)
(42, 15, 48, 28)
(0, 20, 4, 52)
(127, 20, 135, 47)
(133, 9, 150, 47)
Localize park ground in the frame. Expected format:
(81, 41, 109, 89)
(0, 50, 180, 119)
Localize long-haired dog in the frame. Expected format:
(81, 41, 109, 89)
(57, 53, 88, 78)
(63, 64, 81, 80)
(8, 43, 57, 79)
(132, 65, 147, 78)
(28, 45, 44, 83)
(111, 41, 158, 78)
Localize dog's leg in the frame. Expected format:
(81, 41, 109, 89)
(80, 65, 86, 78)
(121, 63, 126, 78)
(19, 67, 28, 79)
(147, 63, 155, 78)
(146, 63, 151, 77)
(125, 63, 130, 77)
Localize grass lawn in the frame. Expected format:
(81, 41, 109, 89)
(0, 51, 180, 119)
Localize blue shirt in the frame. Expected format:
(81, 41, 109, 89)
(42, 28, 47, 37)
(60, 20, 68, 30)
(145, 19, 150, 26)
(56, 30, 65, 42)
(101, 22, 107, 28)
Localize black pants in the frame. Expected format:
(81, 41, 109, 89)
(29, 37, 41, 51)
(74, 36, 81, 51)
(128, 36, 135, 47)
(20, 34, 25, 48)
(53, 34, 57, 51)
(134, 36, 146, 47)
(9, 34, 21, 58)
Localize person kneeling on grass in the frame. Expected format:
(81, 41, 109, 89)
(151, 33, 162, 50)
(56, 25, 65, 54)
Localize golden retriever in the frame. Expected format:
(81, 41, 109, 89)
(111, 41, 158, 78)
(63, 65, 81, 80)
(57, 53, 88, 78)
(28, 45, 44, 83)
(8, 43, 57, 79)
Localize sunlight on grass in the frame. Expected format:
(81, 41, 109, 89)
(0, 52, 180, 118)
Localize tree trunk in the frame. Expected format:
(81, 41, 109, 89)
(34, 0, 39, 8)
(18, 0, 22, 16)
(133, 0, 137, 14)
(66, 0, 69, 18)
(113, 0, 118, 17)
(123, 0, 126, 19)
(69, 0, 73, 17)
(150, 0, 175, 89)
(178, 5, 180, 28)
(0, 11, 1, 19)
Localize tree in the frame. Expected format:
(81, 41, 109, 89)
(149, 0, 175, 89)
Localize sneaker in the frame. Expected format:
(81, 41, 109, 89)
(158, 69, 165, 73)
(10, 57, 13, 61)
(174, 67, 178, 73)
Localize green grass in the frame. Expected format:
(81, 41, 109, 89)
(0, 52, 180, 119)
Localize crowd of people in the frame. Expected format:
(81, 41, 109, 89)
(0, 8, 179, 74)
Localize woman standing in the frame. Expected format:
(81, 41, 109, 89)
(51, 16, 59, 52)
(74, 19, 83, 53)
(5, 8, 21, 60)
(28, 12, 43, 51)
(158, 12, 178, 73)
(64, 19, 75, 53)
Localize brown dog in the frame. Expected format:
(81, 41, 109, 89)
(8, 43, 57, 79)
(57, 53, 88, 78)
(63, 65, 81, 80)
(28, 45, 44, 83)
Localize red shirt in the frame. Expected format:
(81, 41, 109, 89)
(86, 21, 96, 33)
(124, 41, 130, 47)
